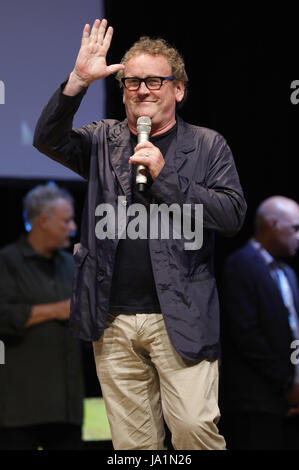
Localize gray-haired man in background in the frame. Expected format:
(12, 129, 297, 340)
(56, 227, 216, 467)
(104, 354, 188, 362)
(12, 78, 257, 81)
(0, 183, 85, 450)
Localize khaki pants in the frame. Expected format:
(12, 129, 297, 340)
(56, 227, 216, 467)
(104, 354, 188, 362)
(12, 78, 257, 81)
(93, 313, 226, 450)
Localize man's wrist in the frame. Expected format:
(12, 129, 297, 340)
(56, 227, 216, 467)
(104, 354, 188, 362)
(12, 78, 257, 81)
(63, 71, 89, 96)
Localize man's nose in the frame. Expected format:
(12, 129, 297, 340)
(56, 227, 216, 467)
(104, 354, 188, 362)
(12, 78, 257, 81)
(69, 220, 77, 233)
(137, 81, 150, 94)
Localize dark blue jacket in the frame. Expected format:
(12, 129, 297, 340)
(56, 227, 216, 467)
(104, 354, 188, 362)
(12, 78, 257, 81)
(33, 83, 246, 361)
(219, 242, 299, 415)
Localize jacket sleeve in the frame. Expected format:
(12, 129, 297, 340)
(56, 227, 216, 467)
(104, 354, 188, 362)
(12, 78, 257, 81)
(33, 80, 98, 180)
(151, 131, 247, 236)
(0, 254, 31, 338)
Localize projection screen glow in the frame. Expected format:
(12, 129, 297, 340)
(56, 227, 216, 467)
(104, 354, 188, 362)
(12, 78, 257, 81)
(0, 0, 105, 180)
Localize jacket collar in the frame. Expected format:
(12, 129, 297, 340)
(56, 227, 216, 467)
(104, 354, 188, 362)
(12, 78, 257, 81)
(173, 116, 196, 172)
(107, 119, 133, 201)
(245, 241, 292, 306)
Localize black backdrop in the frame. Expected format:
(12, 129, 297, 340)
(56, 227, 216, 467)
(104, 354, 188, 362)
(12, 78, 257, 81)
(0, 4, 298, 397)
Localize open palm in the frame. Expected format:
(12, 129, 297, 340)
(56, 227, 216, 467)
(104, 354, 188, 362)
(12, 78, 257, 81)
(73, 18, 124, 86)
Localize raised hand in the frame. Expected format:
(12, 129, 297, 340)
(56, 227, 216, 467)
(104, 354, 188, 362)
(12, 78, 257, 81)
(64, 18, 124, 95)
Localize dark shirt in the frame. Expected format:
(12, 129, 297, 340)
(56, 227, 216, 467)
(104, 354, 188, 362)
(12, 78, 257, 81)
(0, 235, 84, 427)
(109, 124, 177, 313)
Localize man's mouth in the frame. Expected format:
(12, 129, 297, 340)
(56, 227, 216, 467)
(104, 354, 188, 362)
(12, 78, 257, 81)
(135, 99, 156, 103)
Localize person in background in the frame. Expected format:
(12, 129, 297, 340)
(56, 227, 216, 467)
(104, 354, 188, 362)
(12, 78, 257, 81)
(33, 19, 246, 450)
(0, 183, 85, 450)
(219, 196, 299, 449)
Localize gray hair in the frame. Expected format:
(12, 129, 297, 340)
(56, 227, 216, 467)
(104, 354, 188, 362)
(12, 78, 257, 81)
(23, 183, 74, 226)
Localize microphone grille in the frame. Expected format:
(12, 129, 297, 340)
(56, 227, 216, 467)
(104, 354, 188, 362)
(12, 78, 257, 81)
(137, 116, 152, 132)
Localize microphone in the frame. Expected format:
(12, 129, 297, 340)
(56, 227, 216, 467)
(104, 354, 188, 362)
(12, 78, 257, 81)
(136, 116, 152, 192)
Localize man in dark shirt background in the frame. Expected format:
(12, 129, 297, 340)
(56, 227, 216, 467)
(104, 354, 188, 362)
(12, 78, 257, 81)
(0, 183, 85, 450)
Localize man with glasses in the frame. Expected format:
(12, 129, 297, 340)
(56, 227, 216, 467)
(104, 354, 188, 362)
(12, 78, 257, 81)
(34, 19, 246, 450)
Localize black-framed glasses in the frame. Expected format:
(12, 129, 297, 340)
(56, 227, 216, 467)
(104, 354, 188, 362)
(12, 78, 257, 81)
(121, 76, 175, 91)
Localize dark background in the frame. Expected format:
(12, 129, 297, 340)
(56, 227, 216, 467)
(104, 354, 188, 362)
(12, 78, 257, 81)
(0, 3, 298, 400)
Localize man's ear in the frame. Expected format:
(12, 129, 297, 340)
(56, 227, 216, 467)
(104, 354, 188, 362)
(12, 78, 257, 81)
(267, 216, 278, 230)
(38, 213, 50, 230)
(175, 80, 185, 103)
